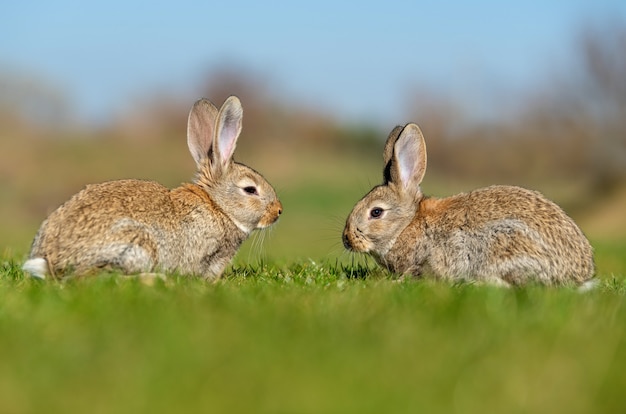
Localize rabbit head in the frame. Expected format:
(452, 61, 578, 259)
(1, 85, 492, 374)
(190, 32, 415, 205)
(22, 95, 282, 280)
(343, 123, 426, 258)
(187, 96, 282, 234)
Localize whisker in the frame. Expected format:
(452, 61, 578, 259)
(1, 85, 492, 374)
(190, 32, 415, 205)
(249, 229, 270, 265)
(247, 231, 258, 264)
(255, 229, 267, 257)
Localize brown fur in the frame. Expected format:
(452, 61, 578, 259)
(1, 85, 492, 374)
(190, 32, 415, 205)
(343, 124, 594, 286)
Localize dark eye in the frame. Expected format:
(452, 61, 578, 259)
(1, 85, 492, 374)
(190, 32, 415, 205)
(243, 186, 258, 195)
(369, 207, 384, 219)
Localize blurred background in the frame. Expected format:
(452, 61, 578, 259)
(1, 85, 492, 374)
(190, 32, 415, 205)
(1, 1, 626, 269)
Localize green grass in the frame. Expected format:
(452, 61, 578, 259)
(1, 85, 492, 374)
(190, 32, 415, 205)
(1, 253, 625, 414)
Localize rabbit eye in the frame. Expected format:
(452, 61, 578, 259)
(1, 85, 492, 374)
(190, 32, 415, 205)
(243, 186, 258, 195)
(369, 207, 384, 219)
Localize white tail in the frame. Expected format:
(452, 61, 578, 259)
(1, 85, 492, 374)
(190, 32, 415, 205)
(578, 279, 599, 293)
(22, 258, 48, 279)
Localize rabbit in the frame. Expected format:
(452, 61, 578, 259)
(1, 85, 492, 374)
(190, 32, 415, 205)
(342, 123, 595, 287)
(22, 96, 282, 280)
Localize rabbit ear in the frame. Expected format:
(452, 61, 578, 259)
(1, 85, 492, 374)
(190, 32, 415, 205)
(390, 123, 427, 195)
(187, 98, 219, 167)
(212, 96, 243, 173)
(383, 125, 405, 166)
(383, 125, 405, 182)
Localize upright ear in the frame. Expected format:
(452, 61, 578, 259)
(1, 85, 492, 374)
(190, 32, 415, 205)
(383, 125, 405, 166)
(389, 123, 427, 196)
(383, 125, 405, 183)
(212, 96, 243, 174)
(187, 98, 219, 167)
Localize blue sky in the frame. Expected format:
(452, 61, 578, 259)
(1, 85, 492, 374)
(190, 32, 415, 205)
(2, 0, 625, 126)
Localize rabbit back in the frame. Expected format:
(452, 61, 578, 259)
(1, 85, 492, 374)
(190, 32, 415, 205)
(389, 185, 594, 285)
(28, 179, 245, 278)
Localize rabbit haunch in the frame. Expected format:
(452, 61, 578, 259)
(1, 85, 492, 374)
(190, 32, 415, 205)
(343, 123, 594, 286)
(23, 96, 282, 280)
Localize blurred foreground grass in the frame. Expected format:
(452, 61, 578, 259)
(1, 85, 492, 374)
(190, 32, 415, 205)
(0, 258, 625, 414)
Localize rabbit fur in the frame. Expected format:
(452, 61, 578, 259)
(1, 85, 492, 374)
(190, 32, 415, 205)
(343, 123, 594, 286)
(23, 96, 282, 280)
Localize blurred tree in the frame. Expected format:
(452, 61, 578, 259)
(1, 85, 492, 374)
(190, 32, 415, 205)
(404, 19, 626, 205)
(578, 20, 626, 193)
(523, 19, 626, 195)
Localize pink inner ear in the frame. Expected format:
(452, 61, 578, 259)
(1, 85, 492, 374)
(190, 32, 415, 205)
(395, 134, 420, 187)
(187, 100, 218, 166)
(216, 97, 243, 166)
(399, 150, 418, 187)
(219, 124, 237, 165)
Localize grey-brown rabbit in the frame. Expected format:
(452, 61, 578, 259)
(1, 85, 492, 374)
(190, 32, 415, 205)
(343, 123, 594, 287)
(23, 96, 282, 280)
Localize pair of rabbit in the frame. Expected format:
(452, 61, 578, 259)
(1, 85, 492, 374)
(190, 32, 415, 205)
(23, 97, 595, 287)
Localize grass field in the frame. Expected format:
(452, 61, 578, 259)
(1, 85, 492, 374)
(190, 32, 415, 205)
(1, 247, 625, 414)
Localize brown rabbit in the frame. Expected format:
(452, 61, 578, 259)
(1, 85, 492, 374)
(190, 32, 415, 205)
(342, 123, 594, 287)
(23, 96, 282, 280)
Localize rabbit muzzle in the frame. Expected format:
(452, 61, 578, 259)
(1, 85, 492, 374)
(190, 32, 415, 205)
(342, 224, 372, 253)
(257, 200, 283, 229)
